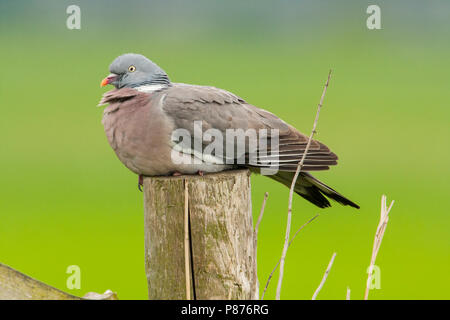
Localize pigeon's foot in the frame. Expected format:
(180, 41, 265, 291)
(138, 174, 144, 192)
(197, 170, 204, 176)
(172, 171, 182, 176)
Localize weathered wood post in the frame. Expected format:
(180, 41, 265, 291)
(143, 169, 258, 300)
(0, 263, 118, 300)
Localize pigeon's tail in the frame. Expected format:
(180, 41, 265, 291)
(269, 171, 360, 209)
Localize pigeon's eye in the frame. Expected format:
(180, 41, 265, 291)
(128, 65, 136, 72)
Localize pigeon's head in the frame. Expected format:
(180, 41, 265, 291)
(101, 53, 170, 89)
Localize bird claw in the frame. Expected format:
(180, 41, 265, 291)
(172, 172, 182, 176)
(197, 170, 204, 176)
(138, 175, 144, 192)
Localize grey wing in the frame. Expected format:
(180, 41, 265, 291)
(162, 83, 337, 171)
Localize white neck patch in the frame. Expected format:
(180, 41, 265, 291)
(134, 84, 168, 93)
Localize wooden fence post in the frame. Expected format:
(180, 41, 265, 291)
(143, 169, 258, 300)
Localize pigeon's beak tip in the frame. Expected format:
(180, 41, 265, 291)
(100, 74, 118, 87)
(100, 78, 109, 87)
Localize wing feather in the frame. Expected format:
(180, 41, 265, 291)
(162, 83, 337, 171)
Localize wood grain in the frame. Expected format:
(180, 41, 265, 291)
(143, 169, 258, 300)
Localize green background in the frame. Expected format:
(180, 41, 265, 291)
(1, 0, 449, 299)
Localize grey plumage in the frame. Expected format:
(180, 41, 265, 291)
(107, 53, 170, 88)
(99, 53, 359, 209)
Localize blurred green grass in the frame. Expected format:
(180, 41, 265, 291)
(0, 1, 449, 299)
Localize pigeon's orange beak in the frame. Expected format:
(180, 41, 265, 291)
(100, 74, 118, 87)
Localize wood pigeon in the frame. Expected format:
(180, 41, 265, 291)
(99, 53, 359, 209)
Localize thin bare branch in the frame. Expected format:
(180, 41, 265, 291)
(289, 214, 320, 247)
(255, 192, 269, 236)
(254, 192, 269, 299)
(364, 194, 394, 300)
(261, 213, 320, 299)
(312, 252, 337, 300)
(275, 70, 332, 300)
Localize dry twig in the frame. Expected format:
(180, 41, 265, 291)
(254, 192, 269, 238)
(275, 70, 332, 300)
(364, 194, 394, 300)
(254, 192, 269, 300)
(261, 214, 319, 299)
(312, 252, 337, 300)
